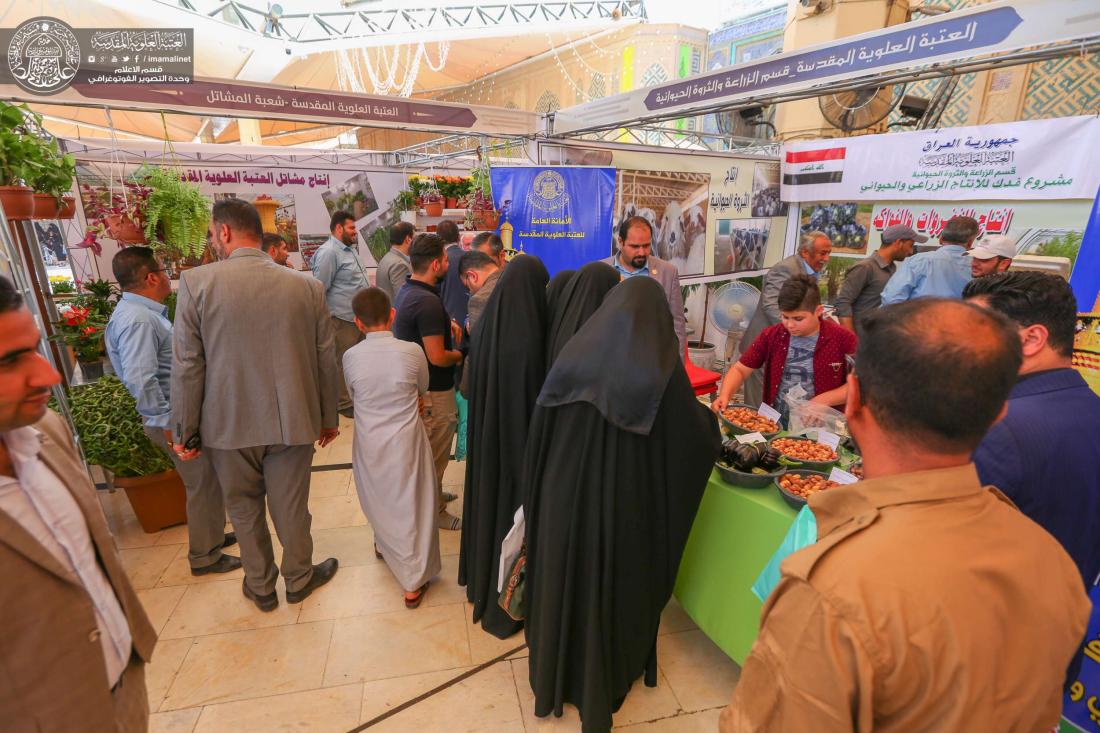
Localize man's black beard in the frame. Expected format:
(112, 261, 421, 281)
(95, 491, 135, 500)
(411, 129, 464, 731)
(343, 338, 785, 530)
(630, 256, 647, 269)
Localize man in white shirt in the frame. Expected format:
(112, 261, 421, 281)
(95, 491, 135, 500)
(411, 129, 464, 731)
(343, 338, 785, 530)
(0, 275, 156, 731)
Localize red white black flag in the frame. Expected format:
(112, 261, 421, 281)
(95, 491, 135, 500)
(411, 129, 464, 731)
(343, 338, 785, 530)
(783, 147, 846, 185)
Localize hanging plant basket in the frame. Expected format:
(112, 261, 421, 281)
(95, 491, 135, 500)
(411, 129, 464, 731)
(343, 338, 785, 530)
(0, 185, 34, 221)
(106, 213, 148, 244)
(31, 193, 61, 219)
(57, 195, 76, 220)
(424, 201, 444, 217)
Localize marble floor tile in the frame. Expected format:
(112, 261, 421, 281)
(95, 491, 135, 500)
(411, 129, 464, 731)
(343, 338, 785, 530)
(154, 524, 192, 546)
(323, 604, 471, 686)
(361, 662, 524, 733)
(326, 440, 353, 465)
(137, 585, 187, 635)
(659, 597, 698, 636)
(614, 707, 722, 731)
(465, 602, 528, 665)
(438, 525, 462, 556)
(160, 577, 301, 639)
(100, 490, 164, 548)
(655, 631, 740, 713)
(423, 553, 467, 608)
(310, 469, 352, 498)
(148, 708, 202, 733)
(154, 543, 255, 588)
(161, 621, 334, 710)
(193, 683, 363, 733)
(146, 638, 194, 712)
(309, 494, 367, 530)
(119, 544, 184, 590)
(443, 459, 467, 489)
(296, 562, 409, 622)
(311, 525, 376, 567)
(509, 658, 582, 731)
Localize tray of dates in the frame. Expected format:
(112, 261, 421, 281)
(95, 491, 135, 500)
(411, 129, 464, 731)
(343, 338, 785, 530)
(769, 436, 839, 472)
(718, 403, 781, 439)
(775, 470, 841, 509)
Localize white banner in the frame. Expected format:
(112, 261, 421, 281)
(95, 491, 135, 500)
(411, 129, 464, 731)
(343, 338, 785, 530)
(781, 116, 1100, 203)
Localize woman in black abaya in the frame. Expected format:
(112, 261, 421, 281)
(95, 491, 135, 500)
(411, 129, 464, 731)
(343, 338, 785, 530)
(545, 260, 620, 369)
(523, 276, 721, 732)
(545, 268, 575, 314)
(459, 254, 549, 639)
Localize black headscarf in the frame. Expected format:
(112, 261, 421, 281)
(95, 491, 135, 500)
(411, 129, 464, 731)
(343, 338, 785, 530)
(523, 275, 721, 730)
(459, 254, 549, 639)
(546, 261, 620, 369)
(545, 268, 575, 314)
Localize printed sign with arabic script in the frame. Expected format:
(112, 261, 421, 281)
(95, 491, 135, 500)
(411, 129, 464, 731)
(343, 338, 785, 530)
(782, 116, 1100, 203)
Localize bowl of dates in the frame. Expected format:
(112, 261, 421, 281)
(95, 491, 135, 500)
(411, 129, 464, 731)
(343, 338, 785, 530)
(775, 470, 841, 509)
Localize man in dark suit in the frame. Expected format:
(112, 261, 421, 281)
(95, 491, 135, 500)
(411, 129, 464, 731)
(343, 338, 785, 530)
(172, 199, 341, 612)
(738, 231, 832, 406)
(966, 271, 1100, 587)
(0, 275, 156, 731)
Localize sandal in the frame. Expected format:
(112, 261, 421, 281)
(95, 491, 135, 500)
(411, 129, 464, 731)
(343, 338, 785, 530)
(405, 583, 429, 609)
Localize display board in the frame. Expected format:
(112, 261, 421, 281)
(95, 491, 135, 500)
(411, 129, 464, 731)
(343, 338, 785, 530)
(537, 141, 789, 283)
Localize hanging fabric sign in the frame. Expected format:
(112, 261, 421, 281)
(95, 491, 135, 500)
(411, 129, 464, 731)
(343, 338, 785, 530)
(490, 166, 617, 276)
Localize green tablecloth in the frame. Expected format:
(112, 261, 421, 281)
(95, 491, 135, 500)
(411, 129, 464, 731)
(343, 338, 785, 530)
(673, 470, 798, 664)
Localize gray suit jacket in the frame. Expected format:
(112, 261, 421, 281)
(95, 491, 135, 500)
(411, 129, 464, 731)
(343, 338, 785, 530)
(0, 411, 156, 732)
(172, 247, 338, 449)
(602, 254, 687, 355)
(739, 254, 808, 352)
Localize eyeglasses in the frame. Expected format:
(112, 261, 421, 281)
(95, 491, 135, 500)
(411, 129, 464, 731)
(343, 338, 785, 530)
(845, 353, 856, 375)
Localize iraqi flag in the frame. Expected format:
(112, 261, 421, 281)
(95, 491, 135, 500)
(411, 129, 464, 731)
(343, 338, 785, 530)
(782, 146, 846, 186)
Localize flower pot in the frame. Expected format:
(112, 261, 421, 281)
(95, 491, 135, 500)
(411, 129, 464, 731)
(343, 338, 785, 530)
(253, 198, 279, 233)
(446, 197, 458, 209)
(58, 195, 77, 219)
(32, 193, 62, 219)
(79, 359, 105, 381)
(105, 214, 147, 244)
(424, 201, 444, 217)
(113, 468, 188, 533)
(0, 185, 35, 221)
(475, 210, 499, 230)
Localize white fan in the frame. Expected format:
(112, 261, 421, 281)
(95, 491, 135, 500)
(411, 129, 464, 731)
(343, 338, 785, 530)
(705, 280, 762, 369)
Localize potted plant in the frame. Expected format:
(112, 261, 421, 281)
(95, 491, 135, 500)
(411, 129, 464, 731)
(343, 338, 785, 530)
(138, 165, 210, 270)
(51, 303, 108, 380)
(82, 179, 151, 246)
(422, 180, 444, 217)
(29, 138, 76, 220)
(75, 278, 119, 320)
(0, 100, 42, 220)
(64, 376, 186, 533)
(467, 164, 499, 230)
(395, 189, 418, 225)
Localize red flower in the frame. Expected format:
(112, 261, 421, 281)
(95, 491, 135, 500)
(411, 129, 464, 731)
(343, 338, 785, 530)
(81, 326, 97, 336)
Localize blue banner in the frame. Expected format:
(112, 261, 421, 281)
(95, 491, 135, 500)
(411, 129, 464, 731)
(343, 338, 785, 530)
(490, 166, 616, 276)
(1062, 580, 1100, 731)
(1070, 184, 1100, 313)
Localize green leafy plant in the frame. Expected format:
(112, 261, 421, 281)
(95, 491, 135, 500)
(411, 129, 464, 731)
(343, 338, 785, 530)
(65, 376, 174, 477)
(139, 165, 210, 263)
(1036, 231, 1083, 265)
(394, 189, 417, 211)
(0, 100, 74, 198)
(51, 279, 75, 295)
(51, 304, 107, 362)
(74, 278, 119, 320)
(165, 291, 177, 323)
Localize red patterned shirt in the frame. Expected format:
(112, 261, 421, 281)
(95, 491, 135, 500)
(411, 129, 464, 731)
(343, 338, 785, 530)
(739, 319, 857, 407)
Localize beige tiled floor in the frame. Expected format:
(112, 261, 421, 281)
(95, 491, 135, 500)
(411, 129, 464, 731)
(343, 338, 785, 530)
(104, 418, 741, 732)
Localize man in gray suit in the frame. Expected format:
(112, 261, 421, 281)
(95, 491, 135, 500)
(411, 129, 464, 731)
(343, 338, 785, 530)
(603, 216, 687, 356)
(172, 199, 341, 612)
(737, 230, 832, 406)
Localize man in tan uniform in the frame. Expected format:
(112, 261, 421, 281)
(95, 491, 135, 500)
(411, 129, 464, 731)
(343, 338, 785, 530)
(721, 298, 1090, 732)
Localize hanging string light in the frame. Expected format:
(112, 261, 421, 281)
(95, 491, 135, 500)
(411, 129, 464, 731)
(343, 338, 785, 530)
(335, 40, 450, 98)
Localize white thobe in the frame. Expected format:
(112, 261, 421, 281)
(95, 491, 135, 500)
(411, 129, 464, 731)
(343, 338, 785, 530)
(343, 331, 441, 591)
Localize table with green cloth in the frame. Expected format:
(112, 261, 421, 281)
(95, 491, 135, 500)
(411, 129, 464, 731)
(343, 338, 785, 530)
(674, 469, 797, 664)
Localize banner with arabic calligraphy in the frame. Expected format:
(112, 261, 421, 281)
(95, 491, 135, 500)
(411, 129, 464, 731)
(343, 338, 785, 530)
(781, 116, 1100, 203)
(70, 159, 407, 274)
(1062, 581, 1100, 731)
(489, 166, 617, 276)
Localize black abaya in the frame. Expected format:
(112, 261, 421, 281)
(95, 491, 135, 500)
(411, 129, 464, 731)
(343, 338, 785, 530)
(545, 261, 620, 369)
(523, 277, 721, 732)
(458, 254, 550, 639)
(545, 268, 575, 314)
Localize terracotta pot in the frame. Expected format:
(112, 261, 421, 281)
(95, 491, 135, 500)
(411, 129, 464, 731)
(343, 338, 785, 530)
(0, 185, 35, 220)
(32, 193, 61, 219)
(105, 214, 147, 244)
(424, 201, 444, 217)
(113, 468, 188, 533)
(476, 210, 499, 230)
(445, 197, 458, 209)
(58, 195, 77, 219)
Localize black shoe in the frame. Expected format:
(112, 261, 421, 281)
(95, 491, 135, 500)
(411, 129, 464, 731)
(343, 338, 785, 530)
(242, 580, 279, 612)
(190, 553, 242, 577)
(338, 407, 354, 419)
(222, 532, 237, 549)
(285, 558, 339, 604)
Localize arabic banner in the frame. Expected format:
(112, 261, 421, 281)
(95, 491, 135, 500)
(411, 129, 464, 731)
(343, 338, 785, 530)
(489, 166, 617, 276)
(70, 158, 407, 275)
(555, 0, 1100, 134)
(1063, 581, 1100, 731)
(781, 116, 1100, 203)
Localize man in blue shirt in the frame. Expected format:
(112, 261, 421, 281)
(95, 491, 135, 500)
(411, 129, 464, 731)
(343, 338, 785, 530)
(105, 246, 239, 576)
(966, 271, 1100, 588)
(881, 216, 978, 304)
(312, 210, 370, 417)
